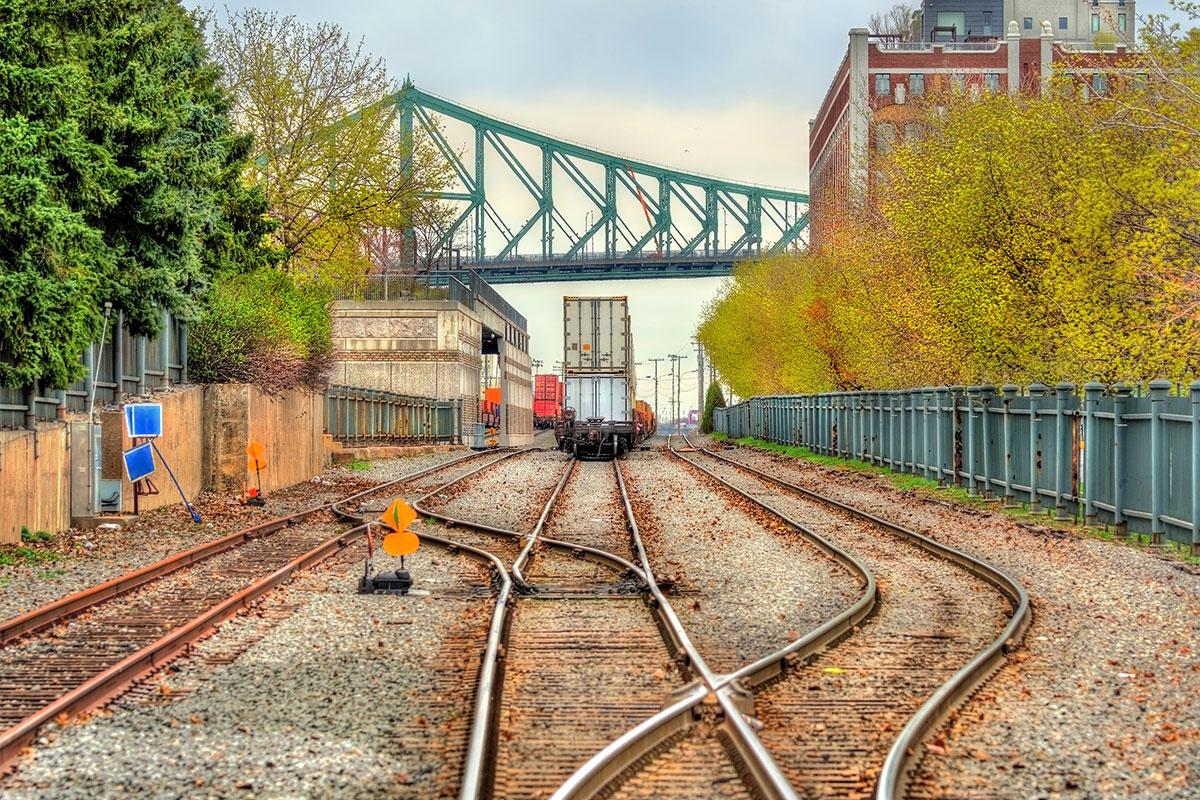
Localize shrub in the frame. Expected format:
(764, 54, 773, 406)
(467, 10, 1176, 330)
(188, 268, 333, 392)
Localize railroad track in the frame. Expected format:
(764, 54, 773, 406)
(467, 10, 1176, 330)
(0, 447, 516, 772)
(415, 449, 807, 799)
(672, 435, 1031, 799)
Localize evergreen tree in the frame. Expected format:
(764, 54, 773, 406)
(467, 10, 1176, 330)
(0, 0, 274, 389)
(700, 382, 727, 434)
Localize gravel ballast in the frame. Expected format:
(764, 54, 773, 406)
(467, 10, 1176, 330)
(1, 524, 494, 799)
(425, 449, 570, 534)
(713, 439, 1200, 799)
(677, 446, 1011, 796)
(0, 449, 472, 622)
(621, 450, 860, 673)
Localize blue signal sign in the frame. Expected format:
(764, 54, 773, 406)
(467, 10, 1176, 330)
(124, 403, 163, 438)
(123, 443, 156, 483)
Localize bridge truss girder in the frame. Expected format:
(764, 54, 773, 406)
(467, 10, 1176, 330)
(391, 82, 810, 267)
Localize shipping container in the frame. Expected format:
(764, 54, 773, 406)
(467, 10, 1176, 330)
(534, 373, 560, 402)
(563, 297, 632, 372)
(565, 375, 631, 422)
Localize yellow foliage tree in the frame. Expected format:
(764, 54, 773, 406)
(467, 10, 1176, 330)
(700, 22, 1199, 394)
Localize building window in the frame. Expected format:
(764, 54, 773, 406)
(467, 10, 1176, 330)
(1092, 14, 1101, 33)
(984, 73, 1000, 92)
(909, 73, 925, 96)
(950, 73, 966, 93)
(875, 73, 891, 97)
(1023, 17, 1033, 30)
(1059, 17, 1068, 30)
(982, 11, 992, 36)
(1118, 14, 1127, 32)
(936, 11, 966, 39)
(1093, 73, 1108, 94)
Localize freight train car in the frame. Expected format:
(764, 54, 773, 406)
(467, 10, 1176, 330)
(635, 399, 656, 440)
(533, 373, 562, 429)
(556, 296, 647, 458)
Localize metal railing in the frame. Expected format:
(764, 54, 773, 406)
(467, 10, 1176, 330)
(325, 385, 462, 446)
(335, 269, 527, 331)
(1, 311, 187, 429)
(715, 381, 1200, 552)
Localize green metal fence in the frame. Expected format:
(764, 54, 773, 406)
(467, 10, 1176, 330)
(715, 381, 1200, 553)
(1, 311, 186, 429)
(325, 385, 462, 446)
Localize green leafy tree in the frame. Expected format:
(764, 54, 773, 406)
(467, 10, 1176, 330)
(700, 382, 727, 434)
(0, 0, 274, 389)
(208, 9, 453, 290)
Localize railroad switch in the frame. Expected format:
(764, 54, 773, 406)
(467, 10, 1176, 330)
(359, 568, 413, 595)
(357, 524, 416, 595)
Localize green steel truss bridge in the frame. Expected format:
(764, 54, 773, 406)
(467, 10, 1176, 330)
(389, 81, 809, 284)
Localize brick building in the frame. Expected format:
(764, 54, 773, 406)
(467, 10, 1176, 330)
(808, 1, 1138, 246)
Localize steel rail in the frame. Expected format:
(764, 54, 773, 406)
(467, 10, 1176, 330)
(0, 521, 370, 770)
(511, 458, 577, 589)
(415, 450, 754, 800)
(688, 436, 1033, 800)
(552, 457, 801, 800)
(665, 437, 877, 691)
(409, 451, 673, 800)
(0, 447, 506, 646)
(331, 454, 530, 800)
(0, 449, 516, 773)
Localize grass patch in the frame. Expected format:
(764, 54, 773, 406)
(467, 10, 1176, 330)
(20, 527, 53, 543)
(36, 568, 65, 581)
(0, 546, 61, 566)
(347, 459, 372, 472)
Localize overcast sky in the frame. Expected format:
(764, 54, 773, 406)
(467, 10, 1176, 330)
(207, 0, 1182, 412)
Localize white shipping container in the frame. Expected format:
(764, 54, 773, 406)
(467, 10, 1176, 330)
(565, 375, 631, 421)
(564, 297, 631, 371)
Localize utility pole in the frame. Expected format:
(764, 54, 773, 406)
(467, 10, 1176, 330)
(678, 357, 689, 428)
(667, 354, 679, 431)
(669, 354, 688, 431)
(648, 357, 666, 420)
(692, 338, 705, 417)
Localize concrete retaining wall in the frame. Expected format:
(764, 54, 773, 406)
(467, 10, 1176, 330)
(98, 386, 206, 515)
(0, 383, 332, 543)
(0, 424, 72, 544)
(204, 385, 328, 495)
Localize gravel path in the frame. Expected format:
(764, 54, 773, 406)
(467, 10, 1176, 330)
(711, 439, 1200, 799)
(540, 460, 632, 561)
(0, 522, 495, 799)
(527, 460, 638, 590)
(620, 451, 859, 674)
(0, 449, 472, 621)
